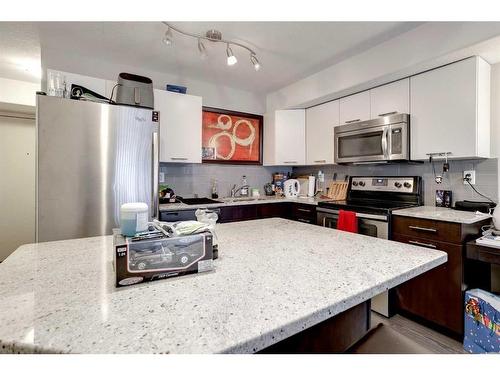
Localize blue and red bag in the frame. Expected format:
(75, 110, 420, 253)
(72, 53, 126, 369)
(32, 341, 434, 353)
(463, 289, 500, 354)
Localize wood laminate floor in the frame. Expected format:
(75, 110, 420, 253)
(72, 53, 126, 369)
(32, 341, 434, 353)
(370, 313, 466, 354)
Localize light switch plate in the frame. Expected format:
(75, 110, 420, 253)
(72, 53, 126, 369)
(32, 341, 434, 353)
(463, 170, 476, 185)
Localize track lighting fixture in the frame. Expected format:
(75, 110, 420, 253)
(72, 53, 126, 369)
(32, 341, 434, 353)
(198, 38, 207, 59)
(162, 27, 173, 46)
(226, 44, 237, 66)
(161, 22, 261, 71)
(250, 54, 261, 71)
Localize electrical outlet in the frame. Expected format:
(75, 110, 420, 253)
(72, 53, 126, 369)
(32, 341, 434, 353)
(159, 172, 165, 183)
(463, 170, 476, 185)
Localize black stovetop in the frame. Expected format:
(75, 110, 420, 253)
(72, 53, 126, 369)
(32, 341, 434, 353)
(318, 176, 423, 216)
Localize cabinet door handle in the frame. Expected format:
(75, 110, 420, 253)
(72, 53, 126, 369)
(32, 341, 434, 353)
(408, 225, 437, 233)
(408, 240, 437, 249)
(314, 160, 326, 163)
(378, 111, 398, 117)
(283, 161, 297, 164)
(297, 218, 310, 223)
(297, 208, 312, 213)
(171, 157, 188, 161)
(345, 119, 361, 124)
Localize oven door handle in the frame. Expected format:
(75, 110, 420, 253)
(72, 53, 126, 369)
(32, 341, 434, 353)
(316, 208, 388, 221)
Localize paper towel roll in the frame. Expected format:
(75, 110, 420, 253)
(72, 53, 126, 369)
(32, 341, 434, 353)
(308, 176, 316, 197)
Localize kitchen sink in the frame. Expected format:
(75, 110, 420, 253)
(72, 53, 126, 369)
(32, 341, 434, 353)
(178, 197, 223, 205)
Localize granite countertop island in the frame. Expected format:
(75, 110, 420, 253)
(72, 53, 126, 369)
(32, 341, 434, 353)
(393, 206, 491, 224)
(0, 218, 447, 354)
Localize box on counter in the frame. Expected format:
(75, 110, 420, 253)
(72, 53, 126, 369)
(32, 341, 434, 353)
(113, 229, 214, 287)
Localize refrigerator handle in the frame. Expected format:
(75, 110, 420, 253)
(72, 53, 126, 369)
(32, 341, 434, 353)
(152, 131, 159, 219)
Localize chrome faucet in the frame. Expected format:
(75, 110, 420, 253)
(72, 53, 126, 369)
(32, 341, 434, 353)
(230, 184, 250, 198)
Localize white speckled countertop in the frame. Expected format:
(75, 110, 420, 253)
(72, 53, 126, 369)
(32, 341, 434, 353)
(393, 206, 492, 224)
(160, 195, 328, 212)
(0, 218, 446, 354)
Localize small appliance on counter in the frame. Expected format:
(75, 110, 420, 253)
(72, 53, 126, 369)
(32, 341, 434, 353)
(116, 73, 154, 109)
(297, 177, 309, 197)
(283, 179, 300, 198)
(264, 183, 274, 196)
(454, 200, 496, 214)
(307, 175, 316, 197)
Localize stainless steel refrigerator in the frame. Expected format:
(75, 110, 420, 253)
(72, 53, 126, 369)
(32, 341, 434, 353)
(36, 95, 159, 242)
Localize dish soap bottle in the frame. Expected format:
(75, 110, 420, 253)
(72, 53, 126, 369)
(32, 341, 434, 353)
(240, 175, 249, 197)
(211, 179, 219, 199)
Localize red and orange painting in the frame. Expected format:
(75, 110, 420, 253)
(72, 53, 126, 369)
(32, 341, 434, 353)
(201, 107, 263, 164)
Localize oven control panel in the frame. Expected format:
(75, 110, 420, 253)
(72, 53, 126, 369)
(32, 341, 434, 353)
(350, 177, 415, 193)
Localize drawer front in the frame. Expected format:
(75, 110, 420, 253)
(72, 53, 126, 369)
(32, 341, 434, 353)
(220, 205, 258, 223)
(295, 217, 316, 225)
(258, 203, 291, 219)
(392, 233, 464, 335)
(392, 215, 462, 243)
(160, 209, 196, 222)
(292, 203, 316, 220)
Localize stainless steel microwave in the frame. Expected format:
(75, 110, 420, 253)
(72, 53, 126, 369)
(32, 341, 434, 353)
(334, 113, 409, 164)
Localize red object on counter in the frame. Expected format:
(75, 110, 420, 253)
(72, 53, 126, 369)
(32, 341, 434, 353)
(337, 210, 358, 233)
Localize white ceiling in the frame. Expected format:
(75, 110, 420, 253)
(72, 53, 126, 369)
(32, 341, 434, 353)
(0, 22, 41, 83)
(1, 22, 424, 92)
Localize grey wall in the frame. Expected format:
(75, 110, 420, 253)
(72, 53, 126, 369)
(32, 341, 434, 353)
(294, 158, 498, 206)
(160, 163, 291, 198)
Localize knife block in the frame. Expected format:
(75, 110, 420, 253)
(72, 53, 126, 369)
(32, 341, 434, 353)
(324, 181, 348, 201)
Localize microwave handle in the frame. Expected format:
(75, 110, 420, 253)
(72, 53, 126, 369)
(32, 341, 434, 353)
(381, 127, 389, 158)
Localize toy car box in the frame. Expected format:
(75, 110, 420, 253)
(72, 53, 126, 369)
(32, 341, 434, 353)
(113, 230, 214, 287)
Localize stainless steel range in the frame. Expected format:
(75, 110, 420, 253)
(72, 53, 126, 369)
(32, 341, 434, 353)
(317, 176, 423, 316)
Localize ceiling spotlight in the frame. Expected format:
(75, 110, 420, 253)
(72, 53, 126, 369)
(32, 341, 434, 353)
(162, 27, 173, 45)
(226, 44, 237, 66)
(198, 38, 207, 59)
(250, 54, 261, 71)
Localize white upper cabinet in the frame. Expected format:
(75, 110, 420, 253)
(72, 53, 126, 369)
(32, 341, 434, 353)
(370, 78, 409, 119)
(264, 109, 306, 166)
(154, 89, 202, 163)
(410, 57, 490, 160)
(339, 91, 370, 125)
(305, 100, 339, 165)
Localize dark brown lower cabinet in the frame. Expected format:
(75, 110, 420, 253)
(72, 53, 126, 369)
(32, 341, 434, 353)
(161, 202, 308, 224)
(391, 216, 490, 339)
(291, 203, 316, 224)
(392, 234, 464, 337)
(259, 202, 292, 219)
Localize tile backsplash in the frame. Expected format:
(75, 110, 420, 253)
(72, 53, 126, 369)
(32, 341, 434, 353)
(161, 158, 498, 206)
(294, 158, 499, 206)
(159, 163, 292, 198)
